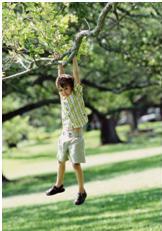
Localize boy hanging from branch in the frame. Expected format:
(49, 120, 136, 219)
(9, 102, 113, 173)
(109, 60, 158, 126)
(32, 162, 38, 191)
(46, 54, 88, 205)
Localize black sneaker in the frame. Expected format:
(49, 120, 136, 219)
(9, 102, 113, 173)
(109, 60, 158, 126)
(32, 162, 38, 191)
(74, 191, 87, 205)
(46, 184, 65, 196)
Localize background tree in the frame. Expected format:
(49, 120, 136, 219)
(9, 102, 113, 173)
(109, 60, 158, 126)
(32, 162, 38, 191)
(2, 2, 162, 148)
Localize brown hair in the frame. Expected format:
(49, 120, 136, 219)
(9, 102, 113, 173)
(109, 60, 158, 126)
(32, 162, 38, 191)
(55, 74, 74, 90)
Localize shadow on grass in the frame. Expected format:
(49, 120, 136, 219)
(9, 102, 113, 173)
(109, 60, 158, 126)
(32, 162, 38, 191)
(3, 154, 161, 197)
(3, 188, 161, 231)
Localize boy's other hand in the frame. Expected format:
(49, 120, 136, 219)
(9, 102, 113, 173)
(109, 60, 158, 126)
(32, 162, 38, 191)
(53, 52, 61, 60)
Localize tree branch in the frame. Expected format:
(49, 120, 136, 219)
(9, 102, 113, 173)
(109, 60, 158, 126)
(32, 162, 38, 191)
(3, 68, 33, 80)
(2, 98, 60, 122)
(2, 57, 59, 80)
(82, 79, 158, 94)
(28, 71, 159, 95)
(86, 100, 162, 118)
(3, 3, 114, 81)
(63, 3, 113, 65)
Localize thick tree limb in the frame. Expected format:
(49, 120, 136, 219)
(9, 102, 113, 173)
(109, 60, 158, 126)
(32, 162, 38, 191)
(29, 71, 159, 95)
(3, 3, 114, 81)
(86, 101, 162, 117)
(81, 79, 158, 94)
(31, 72, 158, 95)
(2, 98, 60, 122)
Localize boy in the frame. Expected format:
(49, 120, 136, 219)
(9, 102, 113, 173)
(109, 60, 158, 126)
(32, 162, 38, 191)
(46, 56, 88, 205)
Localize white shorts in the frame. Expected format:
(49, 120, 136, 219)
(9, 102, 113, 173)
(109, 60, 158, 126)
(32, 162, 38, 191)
(57, 130, 86, 164)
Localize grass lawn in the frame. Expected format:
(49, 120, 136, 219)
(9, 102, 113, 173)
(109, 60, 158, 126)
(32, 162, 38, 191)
(3, 154, 161, 197)
(3, 122, 162, 230)
(3, 188, 161, 231)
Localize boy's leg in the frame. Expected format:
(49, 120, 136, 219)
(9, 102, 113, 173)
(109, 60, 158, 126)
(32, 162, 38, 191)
(73, 163, 87, 205)
(46, 161, 66, 196)
(55, 161, 66, 187)
(73, 163, 85, 193)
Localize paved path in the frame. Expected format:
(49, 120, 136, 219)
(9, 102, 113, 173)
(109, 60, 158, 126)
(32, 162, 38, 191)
(4, 146, 162, 179)
(3, 167, 162, 209)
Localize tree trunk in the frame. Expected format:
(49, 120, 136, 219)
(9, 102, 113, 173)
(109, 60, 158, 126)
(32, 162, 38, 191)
(131, 109, 138, 131)
(127, 109, 138, 132)
(2, 173, 10, 183)
(160, 97, 162, 120)
(99, 115, 122, 144)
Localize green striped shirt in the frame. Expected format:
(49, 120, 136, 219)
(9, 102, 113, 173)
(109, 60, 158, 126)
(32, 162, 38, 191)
(61, 82, 88, 128)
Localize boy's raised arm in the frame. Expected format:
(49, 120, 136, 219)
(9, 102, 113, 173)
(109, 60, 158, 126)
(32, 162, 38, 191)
(53, 52, 65, 76)
(73, 56, 81, 84)
(58, 63, 65, 76)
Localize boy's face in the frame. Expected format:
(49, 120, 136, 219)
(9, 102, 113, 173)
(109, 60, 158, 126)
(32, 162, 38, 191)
(58, 85, 72, 97)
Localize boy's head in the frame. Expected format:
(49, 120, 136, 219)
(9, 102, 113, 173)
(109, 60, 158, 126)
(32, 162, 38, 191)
(56, 74, 74, 97)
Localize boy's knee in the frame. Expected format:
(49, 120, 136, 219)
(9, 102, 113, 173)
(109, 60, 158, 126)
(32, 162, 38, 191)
(58, 161, 66, 165)
(72, 163, 80, 169)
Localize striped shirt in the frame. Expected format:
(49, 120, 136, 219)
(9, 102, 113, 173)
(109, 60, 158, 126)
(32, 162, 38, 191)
(61, 82, 88, 128)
